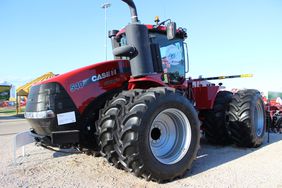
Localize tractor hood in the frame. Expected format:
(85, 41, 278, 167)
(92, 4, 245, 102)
(28, 60, 131, 113)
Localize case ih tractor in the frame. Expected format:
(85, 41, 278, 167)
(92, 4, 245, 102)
(25, 0, 266, 182)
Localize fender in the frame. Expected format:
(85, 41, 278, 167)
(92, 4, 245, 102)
(128, 74, 166, 89)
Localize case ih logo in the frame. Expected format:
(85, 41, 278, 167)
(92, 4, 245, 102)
(70, 69, 117, 92)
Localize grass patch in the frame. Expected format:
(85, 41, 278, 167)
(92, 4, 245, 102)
(0, 107, 25, 115)
(0, 109, 16, 114)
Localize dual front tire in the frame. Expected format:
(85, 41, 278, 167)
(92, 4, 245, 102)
(97, 88, 200, 182)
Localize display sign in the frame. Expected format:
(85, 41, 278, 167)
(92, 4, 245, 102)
(0, 85, 11, 101)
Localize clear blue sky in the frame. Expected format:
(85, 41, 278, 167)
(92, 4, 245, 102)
(0, 0, 281, 94)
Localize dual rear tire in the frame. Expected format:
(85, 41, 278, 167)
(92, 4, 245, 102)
(201, 91, 233, 145)
(227, 89, 266, 147)
(202, 89, 266, 147)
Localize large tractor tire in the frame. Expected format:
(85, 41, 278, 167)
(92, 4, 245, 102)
(202, 91, 233, 145)
(114, 87, 200, 182)
(96, 90, 143, 168)
(227, 89, 266, 147)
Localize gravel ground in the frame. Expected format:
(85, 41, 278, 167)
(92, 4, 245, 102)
(0, 119, 282, 188)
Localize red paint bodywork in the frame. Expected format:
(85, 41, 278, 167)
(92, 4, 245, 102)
(35, 59, 219, 113)
(128, 75, 219, 110)
(37, 60, 131, 113)
(192, 86, 219, 109)
(34, 57, 219, 113)
(128, 74, 165, 89)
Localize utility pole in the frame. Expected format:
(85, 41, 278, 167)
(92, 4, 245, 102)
(101, 2, 111, 61)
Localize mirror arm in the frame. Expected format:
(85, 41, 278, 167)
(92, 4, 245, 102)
(154, 19, 171, 28)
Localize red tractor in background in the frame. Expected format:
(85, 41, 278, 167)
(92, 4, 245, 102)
(25, 0, 266, 182)
(265, 98, 282, 133)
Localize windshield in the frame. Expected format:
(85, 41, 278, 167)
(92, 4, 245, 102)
(160, 41, 185, 81)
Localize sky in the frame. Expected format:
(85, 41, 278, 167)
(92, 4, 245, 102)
(0, 0, 281, 94)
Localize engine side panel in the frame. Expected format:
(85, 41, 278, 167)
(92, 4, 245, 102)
(38, 60, 131, 113)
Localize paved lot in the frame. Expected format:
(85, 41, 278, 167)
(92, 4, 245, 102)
(0, 117, 282, 188)
(0, 116, 29, 136)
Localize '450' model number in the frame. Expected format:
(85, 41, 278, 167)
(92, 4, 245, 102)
(70, 69, 117, 92)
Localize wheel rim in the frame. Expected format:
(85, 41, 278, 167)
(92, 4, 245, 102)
(254, 101, 264, 137)
(149, 108, 191, 165)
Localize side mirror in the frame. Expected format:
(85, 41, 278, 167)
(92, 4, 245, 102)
(167, 22, 176, 40)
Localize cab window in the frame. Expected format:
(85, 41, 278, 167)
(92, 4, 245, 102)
(160, 41, 185, 84)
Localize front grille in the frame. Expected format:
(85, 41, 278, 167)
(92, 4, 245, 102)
(25, 82, 80, 136)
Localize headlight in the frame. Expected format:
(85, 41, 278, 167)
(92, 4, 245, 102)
(25, 110, 55, 119)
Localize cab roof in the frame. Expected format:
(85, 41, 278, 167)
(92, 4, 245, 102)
(116, 24, 187, 39)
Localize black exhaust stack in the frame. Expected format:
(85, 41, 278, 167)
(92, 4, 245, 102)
(121, 0, 138, 23)
(121, 0, 154, 77)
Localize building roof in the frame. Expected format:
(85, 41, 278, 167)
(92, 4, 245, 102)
(16, 72, 55, 96)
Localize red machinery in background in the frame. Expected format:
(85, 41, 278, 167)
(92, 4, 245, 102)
(265, 98, 282, 133)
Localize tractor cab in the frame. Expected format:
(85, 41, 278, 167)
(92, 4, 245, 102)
(109, 21, 188, 85)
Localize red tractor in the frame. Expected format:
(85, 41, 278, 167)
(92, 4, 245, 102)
(25, 0, 266, 182)
(266, 99, 282, 133)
